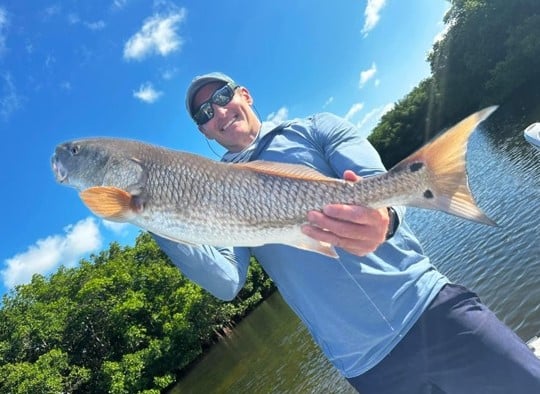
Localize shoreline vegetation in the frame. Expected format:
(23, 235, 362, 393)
(2, 1, 540, 392)
(1, 233, 276, 393)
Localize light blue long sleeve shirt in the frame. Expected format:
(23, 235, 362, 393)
(153, 113, 449, 378)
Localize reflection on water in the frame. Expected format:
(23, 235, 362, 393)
(170, 107, 540, 393)
(170, 292, 356, 393)
(409, 108, 540, 340)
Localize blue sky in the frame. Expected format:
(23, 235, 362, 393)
(0, 0, 449, 296)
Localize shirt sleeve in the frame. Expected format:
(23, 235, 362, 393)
(152, 233, 251, 301)
(311, 112, 405, 225)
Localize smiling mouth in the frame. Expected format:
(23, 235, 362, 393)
(221, 116, 237, 132)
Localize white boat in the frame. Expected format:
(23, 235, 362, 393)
(527, 336, 540, 358)
(524, 122, 540, 149)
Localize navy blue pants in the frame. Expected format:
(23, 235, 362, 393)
(347, 284, 540, 394)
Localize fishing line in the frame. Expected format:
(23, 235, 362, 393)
(253, 105, 262, 122)
(205, 137, 222, 159)
(255, 104, 396, 331)
(200, 103, 397, 332)
(336, 258, 398, 334)
(203, 104, 264, 160)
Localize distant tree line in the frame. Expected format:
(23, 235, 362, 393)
(2, 0, 540, 392)
(369, 0, 540, 167)
(0, 233, 274, 393)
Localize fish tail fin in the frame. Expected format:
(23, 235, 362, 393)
(395, 106, 498, 226)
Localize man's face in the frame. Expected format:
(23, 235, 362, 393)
(192, 82, 261, 152)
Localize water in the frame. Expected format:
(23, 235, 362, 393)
(170, 109, 540, 394)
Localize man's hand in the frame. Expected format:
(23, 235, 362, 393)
(301, 170, 390, 256)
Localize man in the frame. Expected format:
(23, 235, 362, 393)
(153, 72, 540, 393)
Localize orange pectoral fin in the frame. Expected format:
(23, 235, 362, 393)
(79, 186, 137, 222)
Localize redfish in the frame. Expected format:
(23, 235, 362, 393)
(51, 107, 497, 257)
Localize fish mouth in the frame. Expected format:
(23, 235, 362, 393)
(51, 156, 68, 183)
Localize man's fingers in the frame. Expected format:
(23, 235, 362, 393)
(301, 224, 374, 256)
(320, 204, 370, 224)
(343, 170, 362, 182)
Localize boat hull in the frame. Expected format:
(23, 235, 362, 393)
(524, 122, 540, 149)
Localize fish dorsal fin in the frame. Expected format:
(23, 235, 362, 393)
(79, 186, 141, 222)
(234, 160, 336, 182)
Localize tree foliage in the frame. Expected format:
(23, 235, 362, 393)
(370, 0, 540, 167)
(2, 1, 540, 391)
(0, 233, 274, 393)
(369, 78, 439, 167)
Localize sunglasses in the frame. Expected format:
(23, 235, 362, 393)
(192, 83, 239, 125)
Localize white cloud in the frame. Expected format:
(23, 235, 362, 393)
(362, 0, 386, 36)
(359, 63, 377, 88)
(44, 5, 62, 19)
(161, 67, 178, 80)
(114, 0, 128, 9)
(261, 107, 289, 130)
(323, 96, 334, 109)
(266, 106, 289, 123)
(0, 7, 8, 55)
(133, 82, 162, 103)
(45, 54, 56, 69)
(1, 218, 102, 289)
(0, 72, 23, 120)
(67, 13, 80, 25)
(433, 4, 452, 43)
(357, 103, 394, 135)
(67, 13, 105, 31)
(102, 220, 132, 235)
(86, 20, 106, 31)
(60, 81, 71, 90)
(344, 102, 364, 121)
(123, 9, 186, 61)
(433, 22, 450, 44)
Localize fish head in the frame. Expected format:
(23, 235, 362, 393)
(51, 139, 114, 191)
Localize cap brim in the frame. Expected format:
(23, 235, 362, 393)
(185, 72, 236, 117)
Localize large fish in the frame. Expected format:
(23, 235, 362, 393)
(51, 107, 497, 257)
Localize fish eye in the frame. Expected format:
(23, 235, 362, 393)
(69, 144, 80, 156)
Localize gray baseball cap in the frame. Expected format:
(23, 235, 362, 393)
(185, 72, 236, 119)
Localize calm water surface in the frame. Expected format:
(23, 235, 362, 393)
(170, 108, 540, 394)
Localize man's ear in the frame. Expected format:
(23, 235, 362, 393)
(238, 86, 254, 105)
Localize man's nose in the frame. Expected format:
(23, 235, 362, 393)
(213, 104, 228, 117)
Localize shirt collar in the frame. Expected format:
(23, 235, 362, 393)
(222, 121, 286, 163)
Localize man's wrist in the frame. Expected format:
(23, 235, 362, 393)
(385, 207, 398, 240)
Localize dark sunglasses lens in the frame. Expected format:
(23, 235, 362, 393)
(194, 102, 213, 125)
(213, 85, 234, 106)
(192, 84, 237, 125)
